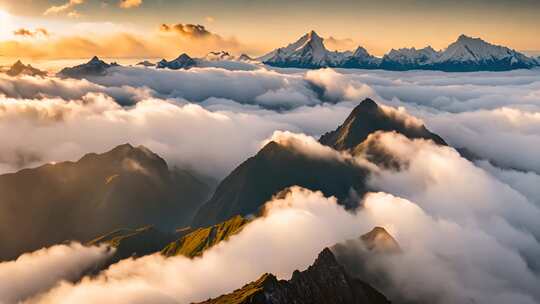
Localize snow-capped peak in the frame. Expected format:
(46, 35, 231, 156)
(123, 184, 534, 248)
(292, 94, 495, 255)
(436, 34, 532, 65)
(383, 46, 440, 65)
(258, 30, 325, 62)
(261, 30, 375, 68)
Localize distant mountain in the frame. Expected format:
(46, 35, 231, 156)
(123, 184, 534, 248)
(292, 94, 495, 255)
(191, 141, 369, 227)
(262, 31, 538, 71)
(197, 247, 391, 304)
(238, 53, 254, 61)
(0, 144, 211, 261)
(58, 56, 119, 78)
(320, 98, 447, 151)
(380, 46, 439, 70)
(157, 53, 197, 70)
(430, 35, 538, 71)
(204, 51, 236, 61)
(260, 31, 377, 69)
(162, 215, 249, 258)
(136, 60, 156, 67)
(5, 60, 47, 77)
(149, 51, 258, 71)
(341, 46, 381, 69)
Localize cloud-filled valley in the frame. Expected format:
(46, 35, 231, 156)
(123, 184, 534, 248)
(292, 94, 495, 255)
(1, 61, 540, 304)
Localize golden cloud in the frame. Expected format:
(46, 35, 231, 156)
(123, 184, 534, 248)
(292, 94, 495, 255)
(43, 0, 85, 15)
(119, 0, 143, 9)
(0, 23, 262, 60)
(324, 36, 357, 51)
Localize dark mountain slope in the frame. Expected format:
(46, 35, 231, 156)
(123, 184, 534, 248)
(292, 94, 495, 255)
(320, 98, 447, 151)
(87, 226, 184, 269)
(58, 56, 118, 78)
(193, 99, 446, 227)
(0, 144, 210, 261)
(192, 141, 368, 227)
(196, 248, 391, 304)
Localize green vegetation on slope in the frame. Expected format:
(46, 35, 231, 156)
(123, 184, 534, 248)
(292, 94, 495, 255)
(162, 215, 249, 258)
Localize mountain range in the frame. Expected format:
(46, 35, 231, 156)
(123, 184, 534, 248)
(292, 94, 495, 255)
(260, 31, 539, 71)
(50, 33, 538, 78)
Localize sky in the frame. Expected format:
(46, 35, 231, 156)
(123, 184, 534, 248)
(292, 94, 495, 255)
(0, 0, 539, 60)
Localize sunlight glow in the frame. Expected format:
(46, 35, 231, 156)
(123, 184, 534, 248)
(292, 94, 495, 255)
(0, 9, 11, 40)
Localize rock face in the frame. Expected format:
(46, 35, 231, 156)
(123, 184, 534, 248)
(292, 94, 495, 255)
(162, 215, 250, 258)
(58, 56, 118, 78)
(0, 144, 211, 261)
(5, 60, 47, 77)
(191, 141, 368, 227)
(196, 248, 391, 304)
(320, 98, 447, 151)
(157, 53, 197, 70)
(331, 227, 402, 301)
(262, 31, 538, 71)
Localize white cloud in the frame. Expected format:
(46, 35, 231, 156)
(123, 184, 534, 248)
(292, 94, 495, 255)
(0, 243, 112, 304)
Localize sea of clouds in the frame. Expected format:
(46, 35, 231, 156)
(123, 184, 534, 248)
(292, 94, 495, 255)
(1, 64, 540, 303)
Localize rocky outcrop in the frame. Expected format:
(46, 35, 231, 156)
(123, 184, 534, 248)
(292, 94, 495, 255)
(320, 98, 447, 151)
(197, 248, 391, 304)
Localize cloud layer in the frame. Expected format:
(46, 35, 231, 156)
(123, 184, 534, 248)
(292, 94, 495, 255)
(7, 132, 540, 304)
(1, 63, 540, 303)
(0, 243, 112, 303)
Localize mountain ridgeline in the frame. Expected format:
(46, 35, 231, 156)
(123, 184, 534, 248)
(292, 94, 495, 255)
(261, 31, 539, 71)
(0, 144, 211, 261)
(50, 32, 539, 80)
(196, 227, 401, 304)
(192, 98, 447, 227)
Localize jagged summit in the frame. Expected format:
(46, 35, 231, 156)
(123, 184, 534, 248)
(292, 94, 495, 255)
(320, 98, 447, 151)
(381, 46, 440, 70)
(261, 30, 378, 69)
(157, 53, 196, 70)
(89, 56, 102, 64)
(197, 246, 390, 304)
(58, 56, 117, 78)
(6, 60, 47, 77)
(262, 33, 538, 71)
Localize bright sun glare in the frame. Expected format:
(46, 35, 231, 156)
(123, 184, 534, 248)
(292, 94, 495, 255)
(0, 10, 11, 39)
